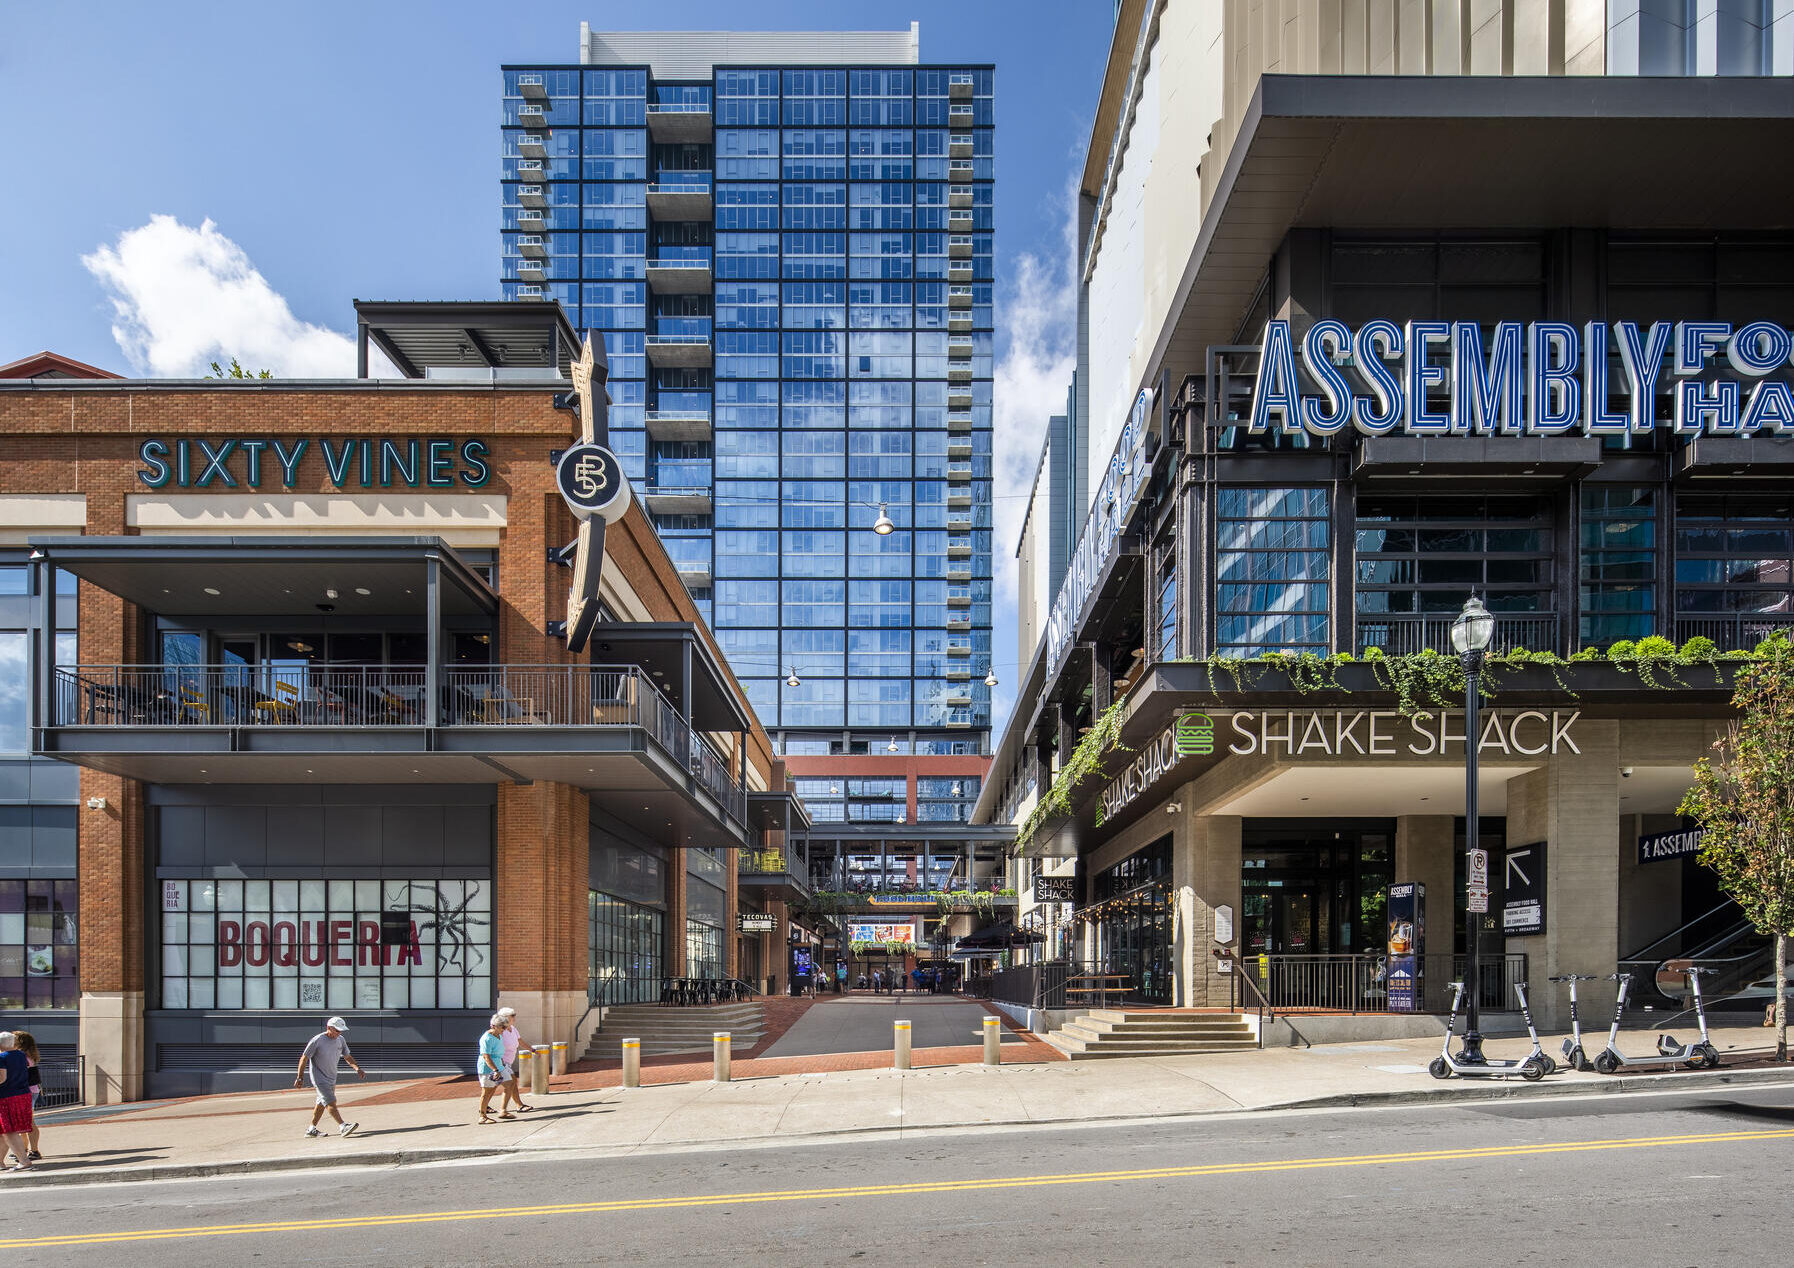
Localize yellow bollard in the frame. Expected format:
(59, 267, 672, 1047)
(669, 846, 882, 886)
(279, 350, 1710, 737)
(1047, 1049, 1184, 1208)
(622, 1037, 641, 1088)
(713, 1031, 732, 1082)
(551, 1040, 568, 1077)
(515, 1046, 533, 1094)
(894, 1019, 912, 1070)
(531, 1044, 549, 1096)
(983, 1015, 1001, 1066)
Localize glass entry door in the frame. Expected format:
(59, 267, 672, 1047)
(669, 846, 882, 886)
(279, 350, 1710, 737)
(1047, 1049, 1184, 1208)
(1242, 885, 1327, 955)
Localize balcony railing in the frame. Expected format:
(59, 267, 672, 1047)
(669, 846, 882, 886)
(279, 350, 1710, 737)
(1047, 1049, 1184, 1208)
(648, 171, 713, 191)
(1354, 613, 1559, 657)
(51, 663, 745, 820)
(739, 849, 797, 877)
(1674, 613, 1794, 653)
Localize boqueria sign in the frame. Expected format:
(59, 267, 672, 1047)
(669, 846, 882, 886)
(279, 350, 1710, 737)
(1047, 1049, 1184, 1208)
(1100, 709, 1581, 823)
(1249, 319, 1794, 437)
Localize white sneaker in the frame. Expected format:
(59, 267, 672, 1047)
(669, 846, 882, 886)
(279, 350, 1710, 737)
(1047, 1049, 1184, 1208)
(305, 1127, 322, 1138)
(339, 1121, 358, 1137)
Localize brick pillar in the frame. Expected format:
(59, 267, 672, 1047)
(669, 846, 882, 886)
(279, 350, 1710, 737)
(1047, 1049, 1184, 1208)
(78, 772, 144, 1104)
(495, 780, 590, 1055)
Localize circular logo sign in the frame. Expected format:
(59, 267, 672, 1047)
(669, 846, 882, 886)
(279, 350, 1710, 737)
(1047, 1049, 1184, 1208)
(556, 443, 631, 524)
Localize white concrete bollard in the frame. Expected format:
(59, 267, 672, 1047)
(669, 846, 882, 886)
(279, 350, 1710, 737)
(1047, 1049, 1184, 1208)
(894, 1019, 912, 1070)
(713, 1031, 732, 1082)
(531, 1044, 549, 1096)
(622, 1037, 641, 1088)
(551, 1040, 568, 1077)
(983, 1015, 1001, 1066)
(515, 1045, 533, 1092)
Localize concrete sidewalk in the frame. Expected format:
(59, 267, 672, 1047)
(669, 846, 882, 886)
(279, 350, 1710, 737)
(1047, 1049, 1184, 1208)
(10, 1021, 1790, 1187)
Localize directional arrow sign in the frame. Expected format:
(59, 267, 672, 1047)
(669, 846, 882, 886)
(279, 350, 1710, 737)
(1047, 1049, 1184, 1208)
(1502, 842, 1546, 936)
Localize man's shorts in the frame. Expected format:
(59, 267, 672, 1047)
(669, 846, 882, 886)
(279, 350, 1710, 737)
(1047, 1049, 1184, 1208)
(312, 1079, 338, 1107)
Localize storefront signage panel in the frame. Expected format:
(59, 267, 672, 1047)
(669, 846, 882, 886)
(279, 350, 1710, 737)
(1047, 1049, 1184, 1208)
(1638, 828, 1704, 865)
(1100, 709, 1581, 824)
(1249, 319, 1794, 438)
(847, 921, 917, 945)
(1042, 389, 1156, 686)
(1032, 876, 1076, 903)
(136, 438, 493, 489)
(159, 878, 492, 1011)
(738, 913, 777, 933)
(1503, 842, 1546, 936)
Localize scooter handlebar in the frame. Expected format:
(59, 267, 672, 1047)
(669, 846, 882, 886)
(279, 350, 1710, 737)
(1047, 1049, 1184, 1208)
(1548, 974, 1600, 982)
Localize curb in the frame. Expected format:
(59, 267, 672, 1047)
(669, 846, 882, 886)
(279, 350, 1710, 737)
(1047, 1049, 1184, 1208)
(1255, 1063, 1794, 1113)
(5, 1146, 506, 1189)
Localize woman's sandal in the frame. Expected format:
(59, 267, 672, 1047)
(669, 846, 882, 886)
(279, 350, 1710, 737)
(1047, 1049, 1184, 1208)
(515, 1104, 534, 1112)
(477, 1116, 495, 1125)
(496, 1113, 515, 1120)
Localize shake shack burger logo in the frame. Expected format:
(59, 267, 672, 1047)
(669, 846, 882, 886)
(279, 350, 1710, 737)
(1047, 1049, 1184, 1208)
(1175, 711, 1215, 756)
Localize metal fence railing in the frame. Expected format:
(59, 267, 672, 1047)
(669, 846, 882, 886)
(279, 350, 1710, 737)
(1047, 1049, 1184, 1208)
(1356, 615, 1559, 657)
(1674, 614, 1794, 653)
(1242, 952, 1529, 1014)
(36, 1053, 82, 1109)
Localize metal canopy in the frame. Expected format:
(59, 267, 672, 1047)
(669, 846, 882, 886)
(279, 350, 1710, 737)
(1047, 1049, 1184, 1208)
(587, 622, 751, 734)
(353, 300, 580, 379)
(749, 788, 813, 834)
(27, 536, 496, 620)
(1150, 73, 1794, 404)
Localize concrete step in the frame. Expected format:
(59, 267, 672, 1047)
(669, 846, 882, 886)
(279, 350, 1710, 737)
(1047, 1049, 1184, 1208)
(1060, 1022, 1252, 1043)
(1047, 1010, 1258, 1061)
(1082, 1009, 1250, 1024)
(1046, 1036, 1258, 1059)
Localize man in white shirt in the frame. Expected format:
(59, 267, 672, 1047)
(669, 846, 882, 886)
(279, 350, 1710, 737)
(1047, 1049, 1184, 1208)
(496, 1007, 534, 1114)
(295, 1016, 363, 1138)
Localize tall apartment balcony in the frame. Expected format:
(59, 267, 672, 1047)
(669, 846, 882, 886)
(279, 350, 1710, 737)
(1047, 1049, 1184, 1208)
(516, 159, 548, 182)
(516, 184, 547, 208)
(514, 259, 546, 283)
(946, 512, 973, 532)
(517, 133, 548, 158)
(644, 463, 714, 515)
(947, 439, 973, 459)
(948, 365, 974, 384)
(676, 561, 713, 590)
(946, 563, 972, 582)
(949, 103, 975, 125)
(645, 247, 712, 294)
(945, 663, 971, 680)
(947, 587, 973, 608)
(949, 159, 975, 179)
(949, 133, 974, 158)
(946, 638, 973, 657)
(947, 536, 973, 558)
(948, 185, 973, 209)
(515, 234, 547, 258)
(947, 335, 975, 359)
(947, 285, 974, 308)
(516, 210, 547, 233)
(518, 104, 549, 129)
(949, 73, 975, 99)
(646, 102, 713, 143)
(948, 210, 975, 231)
(645, 332, 712, 369)
(947, 410, 973, 432)
(944, 709, 973, 729)
(646, 171, 713, 221)
(1674, 613, 1794, 653)
(737, 846, 809, 902)
(947, 488, 974, 508)
(513, 285, 549, 301)
(947, 386, 973, 408)
(643, 408, 713, 443)
(946, 616, 973, 633)
(948, 260, 974, 282)
(948, 313, 974, 332)
(945, 687, 973, 706)
(517, 74, 548, 101)
(948, 235, 974, 259)
(946, 462, 974, 483)
(1355, 613, 1560, 657)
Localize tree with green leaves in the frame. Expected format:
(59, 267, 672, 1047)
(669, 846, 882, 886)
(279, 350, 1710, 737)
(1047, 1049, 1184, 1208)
(1679, 639, 1794, 1060)
(205, 358, 272, 379)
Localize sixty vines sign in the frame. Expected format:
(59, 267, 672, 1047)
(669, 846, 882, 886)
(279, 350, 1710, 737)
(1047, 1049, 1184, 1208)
(1100, 708, 1581, 823)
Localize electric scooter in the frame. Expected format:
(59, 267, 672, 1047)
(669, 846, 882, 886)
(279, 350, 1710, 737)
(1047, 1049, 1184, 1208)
(1548, 973, 1599, 1071)
(1427, 980, 1554, 1081)
(1593, 967, 1721, 1074)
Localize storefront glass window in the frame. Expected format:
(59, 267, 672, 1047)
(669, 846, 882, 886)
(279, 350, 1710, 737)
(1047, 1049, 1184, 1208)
(1580, 486, 1656, 644)
(0, 879, 78, 1010)
(157, 879, 492, 1012)
(686, 919, 725, 979)
(589, 890, 665, 1004)
(1674, 493, 1794, 651)
(1086, 836, 1174, 1006)
(1215, 488, 1330, 655)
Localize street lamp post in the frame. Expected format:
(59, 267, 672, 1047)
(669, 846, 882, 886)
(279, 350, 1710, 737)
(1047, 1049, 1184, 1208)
(1450, 595, 1496, 1063)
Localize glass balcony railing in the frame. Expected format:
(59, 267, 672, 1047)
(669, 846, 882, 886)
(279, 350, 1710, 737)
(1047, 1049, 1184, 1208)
(654, 317, 712, 339)
(651, 459, 713, 488)
(649, 170, 713, 191)
(649, 246, 712, 267)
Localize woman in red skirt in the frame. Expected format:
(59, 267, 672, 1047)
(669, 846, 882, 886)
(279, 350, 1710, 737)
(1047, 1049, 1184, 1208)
(0, 1032, 33, 1172)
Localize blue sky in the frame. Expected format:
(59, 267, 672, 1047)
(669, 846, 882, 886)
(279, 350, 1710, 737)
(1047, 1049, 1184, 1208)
(0, 0, 1115, 706)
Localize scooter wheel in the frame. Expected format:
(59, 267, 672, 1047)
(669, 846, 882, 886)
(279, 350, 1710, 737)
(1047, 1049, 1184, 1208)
(1428, 1057, 1450, 1080)
(1521, 1057, 1545, 1082)
(1702, 1046, 1722, 1070)
(1594, 1051, 1619, 1075)
(1538, 1054, 1558, 1076)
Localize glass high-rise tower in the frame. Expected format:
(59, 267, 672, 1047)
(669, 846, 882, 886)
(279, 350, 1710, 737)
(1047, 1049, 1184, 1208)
(501, 26, 994, 827)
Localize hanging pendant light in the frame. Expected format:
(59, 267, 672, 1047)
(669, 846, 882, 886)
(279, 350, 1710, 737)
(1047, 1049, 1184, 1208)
(873, 504, 895, 536)
(984, 668, 999, 687)
(786, 666, 802, 688)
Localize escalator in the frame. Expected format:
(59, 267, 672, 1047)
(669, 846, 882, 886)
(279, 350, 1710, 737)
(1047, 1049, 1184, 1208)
(1618, 899, 1776, 1010)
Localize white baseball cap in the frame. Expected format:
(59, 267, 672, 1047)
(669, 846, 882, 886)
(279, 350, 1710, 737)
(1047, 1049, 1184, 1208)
(326, 1016, 349, 1031)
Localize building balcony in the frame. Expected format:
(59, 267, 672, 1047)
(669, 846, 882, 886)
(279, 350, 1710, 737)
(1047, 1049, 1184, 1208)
(948, 209, 975, 230)
(1674, 613, 1794, 653)
(518, 105, 549, 129)
(949, 74, 975, 99)
(645, 334, 712, 368)
(676, 561, 713, 590)
(947, 410, 973, 432)
(515, 285, 549, 302)
(516, 184, 547, 208)
(946, 562, 971, 581)
(947, 536, 972, 558)
(948, 185, 973, 209)
(645, 253, 712, 294)
(517, 74, 548, 100)
(515, 259, 546, 282)
(947, 462, 973, 483)
(516, 159, 548, 182)
(948, 235, 974, 259)
(947, 387, 973, 409)
(947, 366, 974, 385)
(948, 313, 974, 332)
(945, 688, 972, 706)
(643, 409, 713, 442)
(646, 173, 713, 222)
(1354, 613, 1560, 658)
(516, 210, 547, 233)
(947, 285, 974, 309)
(517, 133, 548, 158)
(646, 102, 713, 143)
(643, 485, 714, 516)
(737, 847, 809, 902)
(947, 260, 974, 282)
(515, 234, 547, 258)
(950, 133, 974, 158)
(944, 710, 973, 729)
(946, 616, 972, 634)
(947, 439, 973, 459)
(949, 159, 975, 179)
(946, 512, 973, 531)
(945, 663, 971, 680)
(949, 103, 975, 124)
(947, 489, 974, 509)
(947, 588, 972, 608)
(947, 335, 974, 358)
(946, 639, 973, 657)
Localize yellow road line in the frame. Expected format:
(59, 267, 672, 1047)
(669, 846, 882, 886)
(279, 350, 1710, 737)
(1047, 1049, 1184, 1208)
(5, 1126, 1791, 1249)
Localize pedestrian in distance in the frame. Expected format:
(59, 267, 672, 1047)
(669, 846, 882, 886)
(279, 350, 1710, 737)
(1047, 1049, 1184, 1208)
(294, 1016, 362, 1138)
(495, 1007, 533, 1114)
(10, 1030, 41, 1165)
(477, 1015, 509, 1124)
(0, 1032, 35, 1172)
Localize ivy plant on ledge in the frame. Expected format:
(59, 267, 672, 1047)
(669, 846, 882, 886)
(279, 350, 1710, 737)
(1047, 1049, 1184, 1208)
(791, 888, 1017, 919)
(1014, 634, 1784, 851)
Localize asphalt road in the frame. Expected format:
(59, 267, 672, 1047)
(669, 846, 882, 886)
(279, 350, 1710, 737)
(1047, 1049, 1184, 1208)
(5, 1082, 1793, 1266)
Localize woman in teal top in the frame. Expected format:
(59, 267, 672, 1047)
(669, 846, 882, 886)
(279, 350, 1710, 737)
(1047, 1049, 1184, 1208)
(476, 1016, 509, 1124)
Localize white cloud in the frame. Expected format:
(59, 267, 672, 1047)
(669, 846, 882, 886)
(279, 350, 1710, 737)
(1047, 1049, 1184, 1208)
(990, 170, 1080, 728)
(82, 216, 358, 378)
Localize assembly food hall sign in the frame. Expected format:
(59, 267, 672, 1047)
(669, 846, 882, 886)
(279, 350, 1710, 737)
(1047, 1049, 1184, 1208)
(1100, 709, 1581, 822)
(1249, 319, 1794, 437)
